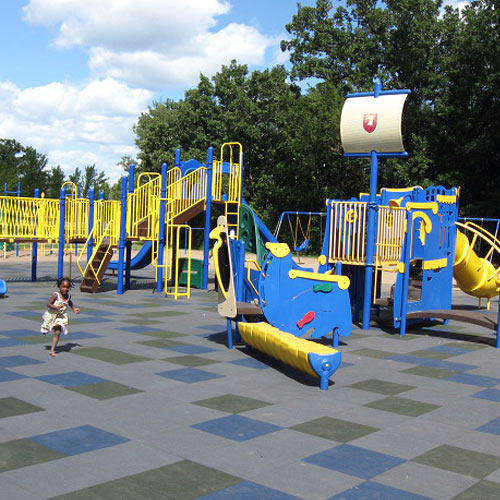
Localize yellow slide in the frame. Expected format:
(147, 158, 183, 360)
(454, 223, 500, 302)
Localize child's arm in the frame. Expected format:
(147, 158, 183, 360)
(68, 298, 80, 315)
(47, 293, 63, 310)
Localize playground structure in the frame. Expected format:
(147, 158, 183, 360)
(0, 143, 245, 298)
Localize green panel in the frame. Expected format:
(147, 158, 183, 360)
(0, 397, 44, 419)
(193, 394, 272, 413)
(291, 417, 379, 443)
(72, 347, 151, 364)
(0, 439, 65, 472)
(178, 258, 204, 289)
(67, 382, 144, 400)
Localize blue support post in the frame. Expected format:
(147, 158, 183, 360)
(156, 163, 168, 293)
(399, 216, 412, 336)
(125, 164, 135, 290)
(496, 298, 500, 348)
(202, 147, 214, 290)
(57, 188, 66, 279)
(31, 188, 40, 281)
(361, 150, 379, 330)
(175, 148, 181, 167)
(87, 188, 95, 263)
(117, 176, 128, 295)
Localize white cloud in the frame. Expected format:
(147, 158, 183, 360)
(0, 79, 153, 182)
(23, 0, 276, 90)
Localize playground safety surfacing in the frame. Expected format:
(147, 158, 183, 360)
(2, 265, 500, 499)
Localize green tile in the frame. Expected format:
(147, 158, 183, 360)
(165, 355, 220, 367)
(20, 335, 50, 344)
(136, 339, 187, 349)
(452, 479, 500, 499)
(365, 396, 439, 416)
(347, 379, 415, 395)
(0, 397, 44, 419)
(445, 342, 487, 351)
(407, 349, 457, 360)
(193, 394, 272, 413)
(137, 331, 187, 339)
(130, 310, 189, 318)
(72, 347, 151, 364)
(290, 416, 379, 442)
(51, 460, 241, 500)
(119, 318, 162, 325)
(401, 365, 459, 379)
(345, 332, 367, 340)
(67, 382, 144, 400)
(349, 348, 395, 359)
(380, 332, 420, 340)
(0, 438, 65, 472)
(413, 445, 500, 478)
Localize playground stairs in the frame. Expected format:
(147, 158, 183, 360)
(224, 201, 240, 237)
(80, 238, 116, 293)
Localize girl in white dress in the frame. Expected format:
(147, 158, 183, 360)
(41, 278, 80, 356)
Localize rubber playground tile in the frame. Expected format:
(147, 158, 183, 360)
(2, 328, 39, 337)
(118, 324, 171, 334)
(29, 425, 130, 456)
(0, 355, 44, 368)
(364, 397, 440, 417)
(472, 388, 500, 402)
(192, 415, 283, 442)
(136, 330, 188, 338)
(0, 438, 66, 472)
(167, 344, 219, 355)
(444, 341, 488, 351)
(67, 381, 144, 400)
(451, 479, 500, 500)
(303, 444, 405, 479)
(50, 460, 241, 500)
(412, 445, 500, 478)
(445, 372, 500, 387)
(131, 310, 190, 318)
(347, 379, 415, 396)
(0, 369, 28, 382)
(0, 338, 28, 347)
(229, 358, 271, 369)
(476, 417, 500, 436)
(290, 417, 379, 443)
(328, 481, 434, 500)
(197, 480, 305, 500)
(112, 317, 162, 325)
(0, 397, 44, 419)
(193, 394, 273, 414)
(162, 355, 220, 367)
(400, 365, 460, 379)
(136, 338, 188, 349)
(36, 371, 109, 387)
(406, 349, 459, 360)
(156, 368, 224, 384)
(348, 348, 396, 359)
(379, 332, 420, 341)
(71, 347, 152, 364)
(387, 355, 478, 372)
(427, 345, 471, 355)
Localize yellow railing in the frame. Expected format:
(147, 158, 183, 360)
(375, 206, 406, 266)
(167, 167, 182, 199)
(328, 201, 368, 265)
(165, 224, 192, 300)
(127, 173, 161, 240)
(0, 196, 60, 241)
(212, 142, 242, 202)
(65, 198, 89, 240)
(93, 200, 120, 245)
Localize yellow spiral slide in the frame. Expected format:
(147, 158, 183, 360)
(454, 222, 500, 304)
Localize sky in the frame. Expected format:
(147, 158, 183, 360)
(0, 0, 468, 184)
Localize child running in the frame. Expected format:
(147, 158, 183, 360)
(41, 277, 80, 356)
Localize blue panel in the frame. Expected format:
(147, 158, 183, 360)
(472, 388, 500, 402)
(446, 373, 500, 387)
(156, 368, 224, 383)
(303, 444, 405, 479)
(0, 355, 44, 368)
(29, 425, 130, 456)
(198, 480, 305, 500)
(0, 369, 28, 382)
(192, 415, 283, 442)
(0, 338, 29, 347)
(327, 481, 433, 500)
(36, 371, 109, 387)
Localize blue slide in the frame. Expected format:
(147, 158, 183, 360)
(108, 241, 152, 271)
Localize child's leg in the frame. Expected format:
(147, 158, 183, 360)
(50, 326, 61, 356)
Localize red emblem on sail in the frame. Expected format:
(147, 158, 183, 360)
(363, 113, 378, 133)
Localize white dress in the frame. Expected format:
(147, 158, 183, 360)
(40, 292, 71, 335)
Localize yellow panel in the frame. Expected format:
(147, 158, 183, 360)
(406, 202, 438, 215)
(288, 270, 350, 290)
(265, 242, 290, 258)
(423, 258, 448, 270)
(437, 194, 457, 204)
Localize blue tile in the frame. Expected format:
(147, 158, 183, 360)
(192, 415, 283, 442)
(0, 338, 28, 347)
(67, 332, 102, 340)
(156, 368, 224, 384)
(446, 373, 500, 387)
(230, 358, 270, 370)
(29, 425, 129, 455)
(303, 444, 405, 479)
(476, 417, 500, 435)
(0, 355, 44, 368)
(327, 481, 433, 499)
(198, 480, 305, 499)
(427, 345, 469, 355)
(388, 355, 477, 372)
(340, 361, 355, 368)
(197, 324, 226, 332)
(3, 329, 39, 337)
(119, 325, 164, 333)
(0, 369, 28, 382)
(36, 371, 109, 387)
(167, 345, 218, 355)
(473, 388, 500, 402)
(6, 311, 40, 318)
